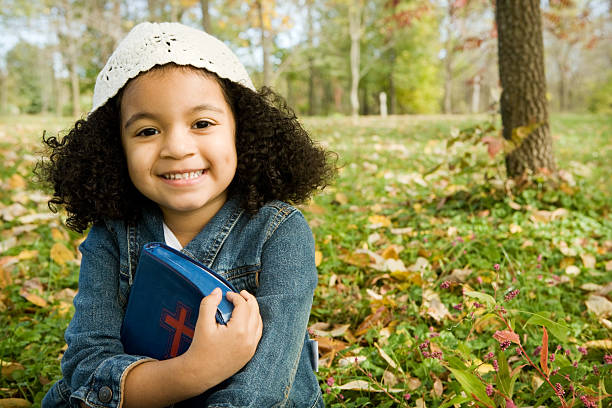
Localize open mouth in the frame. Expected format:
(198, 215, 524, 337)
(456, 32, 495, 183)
(160, 170, 204, 180)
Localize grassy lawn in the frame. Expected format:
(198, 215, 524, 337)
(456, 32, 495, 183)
(0, 113, 610, 407)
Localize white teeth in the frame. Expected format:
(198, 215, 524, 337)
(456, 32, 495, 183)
(163, 170, 203, 180)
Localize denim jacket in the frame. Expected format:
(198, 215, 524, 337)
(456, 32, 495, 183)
(43, 197, 324, 408)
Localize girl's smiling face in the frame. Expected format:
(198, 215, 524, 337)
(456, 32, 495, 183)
(120, 66, 237, 228)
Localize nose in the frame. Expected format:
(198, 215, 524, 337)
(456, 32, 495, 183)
(159, 126, 197, 159)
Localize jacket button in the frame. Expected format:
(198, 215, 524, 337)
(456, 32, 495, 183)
(98, 386, 113, 403)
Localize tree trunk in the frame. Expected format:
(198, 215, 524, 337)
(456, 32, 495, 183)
(442, 3, 454, 114)
(255, 0, 271, 87)
(388, 46, 396, 115)
(307, 0, 315, 116)
(349, 0, 362, 118)
(495, 0, 555, 177)
(200, 0, 211, 33)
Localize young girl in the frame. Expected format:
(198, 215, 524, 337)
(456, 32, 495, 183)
(39, 22, 334, 408)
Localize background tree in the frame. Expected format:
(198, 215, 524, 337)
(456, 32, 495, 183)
(495, 0, 556, 177)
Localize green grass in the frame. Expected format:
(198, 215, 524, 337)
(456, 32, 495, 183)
(0, 114, 610, 407)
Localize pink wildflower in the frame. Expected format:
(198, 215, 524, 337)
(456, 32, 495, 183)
(367, 372, 373, 378)
(440, 281, 451, 289)
(573, 361, 578, 368)
(580, 395, 597, 408)
(556, 345, 562, 351)
(533, 345, 542, 356)
(486, 384, 494, 397)
(578, 346, 587, 356)
(477, 276, 483, 284)
(604, 354, 612, 364)
(485, 352, 494, 361)
(504, 289, 520, 301)
(500, 340, 511, 351)
(549, 353, 555, 362)
(403, 393, 411, 401)
(453, 303, 463, 310)
(537, 254, 542, 261)
(555, 383, 564, 397)
(432, 351, 443, 360)
(326, 377, 334, 387)
(494, 263, 500, 270)
(493, 359, 499, 371)
(505, 399, 517, 408)
(593, 364, 600, 376)
(339, 394, 344, 400)
(473, 301, 483, 308)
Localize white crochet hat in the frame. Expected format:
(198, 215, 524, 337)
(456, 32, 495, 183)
(91, 22, 255, 113)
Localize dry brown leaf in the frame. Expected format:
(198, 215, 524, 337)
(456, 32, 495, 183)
(50, 243, 75, 265)
(530, 208, 568, 223)
(585, 295, 612, 318)
(432, 376, 443, 398)
(20, 278, 48, 308)
(580, 253, 596, 269)
(51, 228, 67, 241)
(422, 289, 451, 322)
(509, 224, 522, 234)
(408, 377, 422, 390)
(314, 337, 348, 354)
(449, 267, 472, 282)
(415, 398, 427, 408)
(583, 339, 612, 350)
(336, 380, 404, 393)
(1, 362, 25, 377)
(367, 214, 392, 229)
(494, 330, 521, 344)
(8, 174, 27, 189)
(355, 306, 391, 335)
(338, 249, 371, 268)
(382, 369, 398, 386)
(303, 202, 326, 215)
(474, 314, 504, 333)
(0, 398, 32, 408)
(375, 342, 401, 371)
(334, 192, 348, 205)
(381, 246, 399, 260)
(0, 203, 28, 221)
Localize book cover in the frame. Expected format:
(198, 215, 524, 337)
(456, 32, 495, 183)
(121, 242, 238, 360)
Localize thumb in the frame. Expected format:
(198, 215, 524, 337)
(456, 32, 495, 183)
(199, 287, 222, 326)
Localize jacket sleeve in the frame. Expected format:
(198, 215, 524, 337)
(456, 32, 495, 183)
(58, 224, 152, 408)
(203, 211, 319, 407)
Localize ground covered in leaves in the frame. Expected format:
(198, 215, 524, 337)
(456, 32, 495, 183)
(0, 114, 611, 407)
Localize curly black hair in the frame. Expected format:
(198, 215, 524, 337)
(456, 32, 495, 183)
(36, 65, 336, 233)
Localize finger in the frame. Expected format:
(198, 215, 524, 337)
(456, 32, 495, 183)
(226, 291, 247, 307)
(199, 287, 222, 326)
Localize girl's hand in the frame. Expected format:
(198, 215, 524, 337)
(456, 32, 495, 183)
(179, 288, 263, 392)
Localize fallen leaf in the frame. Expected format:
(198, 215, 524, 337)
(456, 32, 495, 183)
(556, 241, 577, 256)
(367, 214, 391, 229)
(580, 253, 596, 269)
(375, 342, 401, 371)
(432, 375, 443, 397)
(50, 243, 75, 265)
(0, 399, 31, 408)
(19, 278, 48, 308)
(481, 135, 503, 158)
(585, 295, 612, 318)
(565, 265, 580, 276)
(382, 369, 398, 386)
(0, 203, 28, 221)
(334, 192, 348, 205)
(581, 283, 603, 292)
(336, 380, 404, 393)
(449, 267, 472, 282)
(339, 249, 371, 268)
(415, 398, 426, 408)
(422, 289, 451, 322)
(606, 260, 612, 271)
(1, 362, 25, 377)
(314, 251, 322, 267)
(51, 228, 67, 241)
(583, 339, 612, 350)
(408, 377, 422, 390)
(8, 174, 27, 189)
(381, 246, 400, 260)
(493, 330, 521, 344)
(355, 306, 391, 335)
(314, 336, 348, 354)
(530, 208, 568, 224)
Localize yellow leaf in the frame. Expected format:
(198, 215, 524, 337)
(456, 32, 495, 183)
(20, 289, 48, 308)
(560, 257, 575, 269)
(583, 339, 612, 350)
(8, 174, 27, 189)
(367, 214, 391, 228)
(0, 398, 31, 408)
(50, 243, 74, 265)
(381, 246, 399, 260)
(17, 250, 38, 260)
(565, 265, 580, 276)
(51, 228, 66, 241)
(314, 251, 323, 267)
(334, 192, 348, 205)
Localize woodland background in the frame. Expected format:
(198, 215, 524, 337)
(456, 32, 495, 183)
(0, 1, 611, 407)
(0, 0, 611, 117)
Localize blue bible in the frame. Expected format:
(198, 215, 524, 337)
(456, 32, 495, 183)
(120, 242, 238, 360)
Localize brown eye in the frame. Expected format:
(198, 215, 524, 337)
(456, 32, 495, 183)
(193, 120, 212, 129)
(136, 128, 159, 137)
